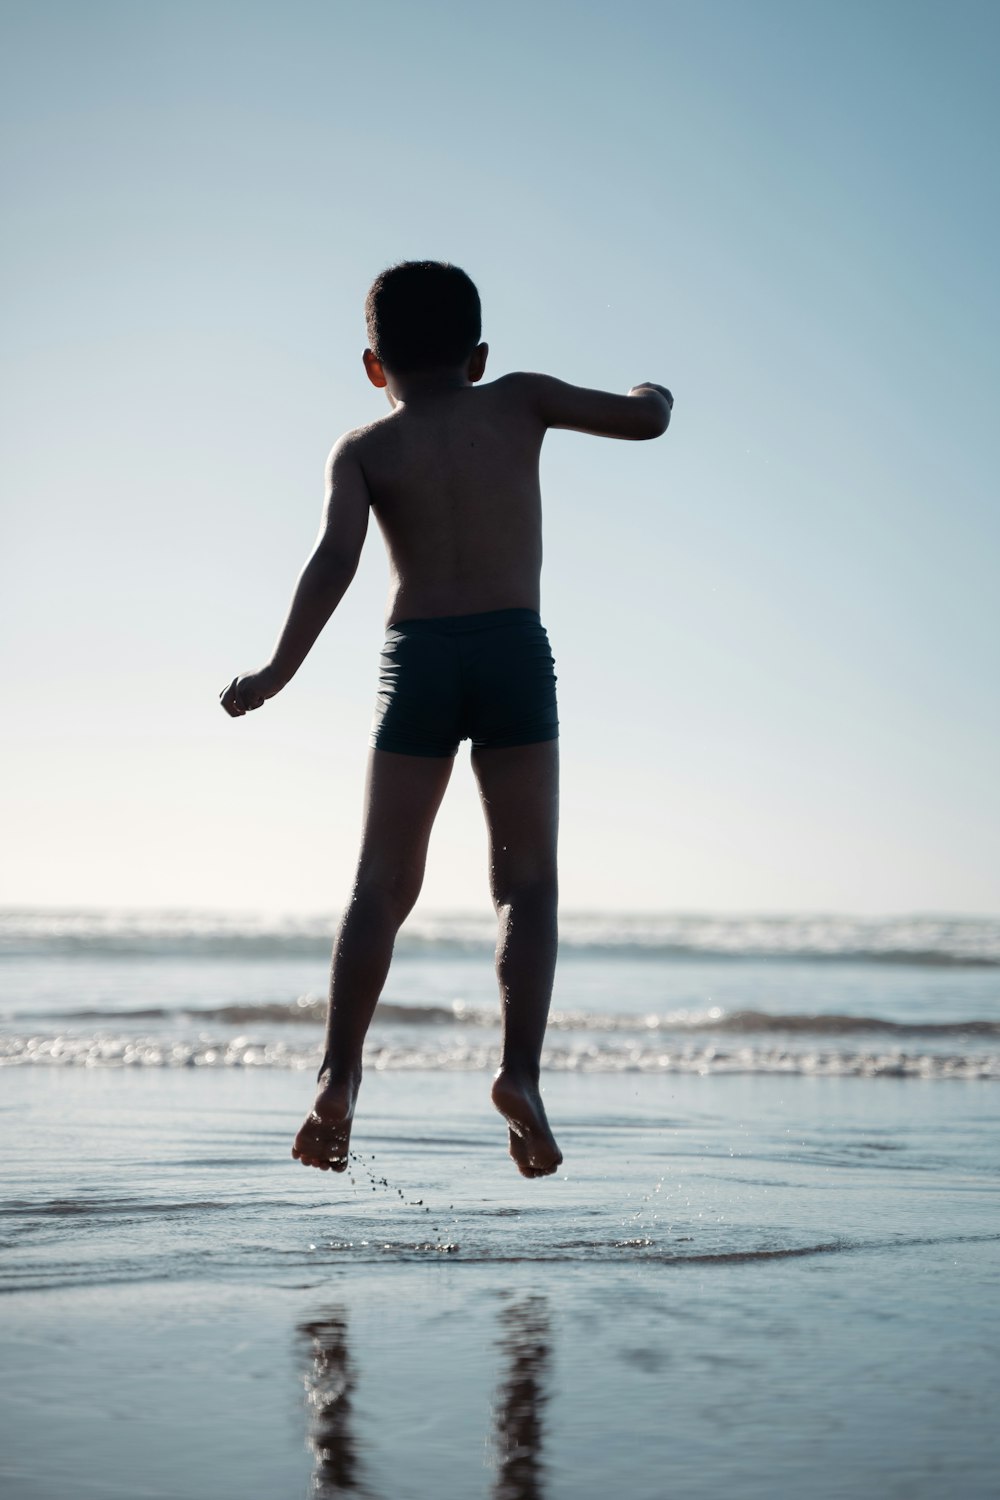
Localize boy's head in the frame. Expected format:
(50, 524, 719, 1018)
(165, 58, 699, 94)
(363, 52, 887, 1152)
(364, 261, 482, 375)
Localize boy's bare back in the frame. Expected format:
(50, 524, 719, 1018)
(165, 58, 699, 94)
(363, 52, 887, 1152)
(319, 368, 673, 638)
(348, 375, 546, 625)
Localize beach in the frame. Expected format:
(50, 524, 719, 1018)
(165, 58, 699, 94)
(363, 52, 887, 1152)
(5, 0, 999, 1491)
(2, 912, 999, 1497)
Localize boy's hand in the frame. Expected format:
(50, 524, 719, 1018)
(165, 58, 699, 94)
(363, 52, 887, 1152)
(219, 666, 282, 717)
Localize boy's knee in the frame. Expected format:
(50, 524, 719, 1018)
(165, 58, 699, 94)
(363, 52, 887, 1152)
(351, 865, 423, 924)
(491, 869, 558, 915)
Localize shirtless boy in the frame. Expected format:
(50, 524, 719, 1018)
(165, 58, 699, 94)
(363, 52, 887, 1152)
(221, 261, 672, 1178)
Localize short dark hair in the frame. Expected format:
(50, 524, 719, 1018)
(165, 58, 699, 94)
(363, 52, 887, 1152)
(365, 261, 482, 373)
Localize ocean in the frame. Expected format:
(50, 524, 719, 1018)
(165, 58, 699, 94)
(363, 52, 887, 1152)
(1, 910, 998, 1498)
(3, 908, 999, 1077)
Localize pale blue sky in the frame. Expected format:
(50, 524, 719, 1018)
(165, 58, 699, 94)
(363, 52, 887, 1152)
(2, 0, 998, 912)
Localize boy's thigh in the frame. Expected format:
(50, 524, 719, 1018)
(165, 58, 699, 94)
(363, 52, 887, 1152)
(357, 749, 454, 874)
(471, 741, 559, 882)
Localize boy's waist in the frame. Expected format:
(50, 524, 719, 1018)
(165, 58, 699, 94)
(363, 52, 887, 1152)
(386, 608, 542, 637)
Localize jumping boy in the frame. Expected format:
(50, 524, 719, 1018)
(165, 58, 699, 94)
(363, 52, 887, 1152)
(220, 262, 673, 1178)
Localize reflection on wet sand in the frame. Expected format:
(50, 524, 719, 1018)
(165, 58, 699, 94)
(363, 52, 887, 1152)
(299, 1295, 553, 1499)
(300, 1311, 376, 1498)
(491, 1296, 552, 1500)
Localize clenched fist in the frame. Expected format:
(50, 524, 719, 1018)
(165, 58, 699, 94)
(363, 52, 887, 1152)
(219, 667, 281, 717)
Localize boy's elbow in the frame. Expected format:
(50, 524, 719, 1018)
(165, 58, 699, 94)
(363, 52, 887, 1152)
(627, 388, 672, 440)
(641, 411, 671, 440)
(632, 407, 671, 440)
(310, 541, 361, 587)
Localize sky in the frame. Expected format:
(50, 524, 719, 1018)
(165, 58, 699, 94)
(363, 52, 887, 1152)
(1, 0, 998, 915)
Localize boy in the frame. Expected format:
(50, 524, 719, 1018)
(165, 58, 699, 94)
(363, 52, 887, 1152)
(221, 262, 672, 1178)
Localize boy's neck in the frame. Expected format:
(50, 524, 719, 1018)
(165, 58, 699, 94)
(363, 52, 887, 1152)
(387, 367, 473, 404)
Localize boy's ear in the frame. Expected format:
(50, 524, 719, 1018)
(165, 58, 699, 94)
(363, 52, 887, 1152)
(363, 348, 388, 388)
(468, 342, 489, 383)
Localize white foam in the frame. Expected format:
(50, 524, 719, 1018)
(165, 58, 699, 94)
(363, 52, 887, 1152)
(2, 1031, 997, 1079)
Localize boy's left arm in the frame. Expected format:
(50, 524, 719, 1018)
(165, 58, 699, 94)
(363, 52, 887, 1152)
(220, 437, 370, 717)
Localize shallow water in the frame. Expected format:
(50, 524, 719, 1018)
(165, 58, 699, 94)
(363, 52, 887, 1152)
(2, 1068, 998, 1286)
(2, 1068, 999, 1498)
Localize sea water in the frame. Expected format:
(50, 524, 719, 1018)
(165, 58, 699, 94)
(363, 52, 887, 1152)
(2, 909, 998, 1077)
(1, 911, 998, 1498)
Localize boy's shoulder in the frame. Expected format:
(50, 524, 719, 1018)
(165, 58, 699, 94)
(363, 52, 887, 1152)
(330, 371, 671, 467)
(335, 373, 546, 452)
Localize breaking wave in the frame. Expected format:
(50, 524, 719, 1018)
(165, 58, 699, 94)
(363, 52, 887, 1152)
(16, 998, 1000, 1037)
(2, 909, 999, 965)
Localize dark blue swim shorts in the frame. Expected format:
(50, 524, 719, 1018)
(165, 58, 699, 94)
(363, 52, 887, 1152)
(370, 608, 559, 758)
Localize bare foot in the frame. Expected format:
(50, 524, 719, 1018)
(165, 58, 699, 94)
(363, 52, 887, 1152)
(292, 1072, 360, 1172)
(491, 1068, 562, 1178)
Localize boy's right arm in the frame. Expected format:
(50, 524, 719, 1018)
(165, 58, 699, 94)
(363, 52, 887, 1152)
(220, 436, 370, 717)
(517, 373, 673, 441)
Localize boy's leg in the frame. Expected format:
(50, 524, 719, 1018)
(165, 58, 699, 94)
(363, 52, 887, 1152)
(293, 748, 453, 1170)
(471, 739, 562, 1178)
